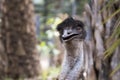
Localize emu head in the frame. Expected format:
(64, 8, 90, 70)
(57, 17, 86, 43)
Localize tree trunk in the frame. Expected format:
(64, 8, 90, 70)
(71, 0, 77, 16)
(1, 0, 40, 79)
(84, 0, 120, 80)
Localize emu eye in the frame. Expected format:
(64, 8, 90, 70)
(76, 26, 82, 31)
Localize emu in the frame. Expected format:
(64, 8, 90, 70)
(56, 17, 96, 80)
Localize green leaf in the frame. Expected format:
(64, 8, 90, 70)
(99, 0, 114, 13)
(104, 39, 120, 59)
(103, 9, 120, 24)
(40, 41, 46, 47)
(107, 18, 120, 43)
(110, 64, 120, 77)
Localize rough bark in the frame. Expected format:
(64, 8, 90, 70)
(1, 0, 40, 79)
(84, 0, 120, 80)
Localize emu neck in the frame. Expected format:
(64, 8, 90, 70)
(64, 40, 84, 57)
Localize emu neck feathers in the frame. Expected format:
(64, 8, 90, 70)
(64, 41, 84, 57)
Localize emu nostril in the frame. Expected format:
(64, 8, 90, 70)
(67, 30, 72, 34)
(68, 32, 71, 34)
